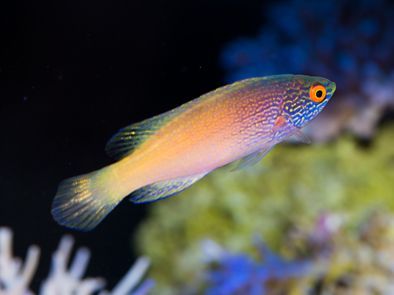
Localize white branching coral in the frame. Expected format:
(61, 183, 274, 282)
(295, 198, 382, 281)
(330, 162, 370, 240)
(0, 227, 153, 295)
(0, 228, 39, 294)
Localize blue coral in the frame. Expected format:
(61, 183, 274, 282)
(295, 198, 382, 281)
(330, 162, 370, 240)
(221, 0, 394, 140)
(204, 242, 310, 295)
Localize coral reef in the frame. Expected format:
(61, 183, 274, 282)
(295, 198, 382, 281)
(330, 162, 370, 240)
(221, 0, 394, 142)
(202, 212, 394, 294)
(0, 227, 153, 295)
(135, 123, 394, 294)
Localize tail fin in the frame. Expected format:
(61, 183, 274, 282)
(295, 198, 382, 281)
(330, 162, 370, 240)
(51, 168, 124, 231)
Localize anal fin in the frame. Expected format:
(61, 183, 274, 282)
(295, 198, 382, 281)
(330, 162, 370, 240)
(129, 173, 208, 204)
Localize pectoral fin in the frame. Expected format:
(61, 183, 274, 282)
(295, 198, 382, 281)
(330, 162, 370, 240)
(291, 129, 311, 144)
(129, 172, 208, 204)
(227, 146, 273, 171)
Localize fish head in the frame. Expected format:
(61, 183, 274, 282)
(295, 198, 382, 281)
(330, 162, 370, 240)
(281, 75, 336, 128)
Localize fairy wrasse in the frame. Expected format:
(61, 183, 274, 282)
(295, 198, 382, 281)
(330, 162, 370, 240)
(52, 75, 336, 231)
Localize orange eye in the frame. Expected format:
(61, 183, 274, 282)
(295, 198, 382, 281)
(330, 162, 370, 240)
(309, 84, 326, 103)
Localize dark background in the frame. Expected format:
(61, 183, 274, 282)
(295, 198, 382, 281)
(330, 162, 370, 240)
(0, 0, 267, 288)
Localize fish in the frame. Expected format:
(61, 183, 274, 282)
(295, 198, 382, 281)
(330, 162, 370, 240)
(52, 74, 336, 231)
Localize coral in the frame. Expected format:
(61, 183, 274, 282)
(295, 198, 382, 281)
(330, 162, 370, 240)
(202, 239, 311, 295)
(221, 0, 394, 142)
(0, 228, 39, 295)
(308, 212, 394, 294)
(202, 212, 394, 294)
(0, 227, 153, 295)
(135, 123, 394, 294)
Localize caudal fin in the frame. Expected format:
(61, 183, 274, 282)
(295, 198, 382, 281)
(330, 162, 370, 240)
(51, 169, 124, 231)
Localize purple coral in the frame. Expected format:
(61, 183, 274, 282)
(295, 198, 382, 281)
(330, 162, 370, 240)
(221, 0, 394, 141)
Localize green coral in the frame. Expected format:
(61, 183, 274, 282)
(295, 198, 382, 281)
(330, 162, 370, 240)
(135, 123, 394, 294)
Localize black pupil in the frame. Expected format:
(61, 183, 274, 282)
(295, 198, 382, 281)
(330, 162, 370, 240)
(316, 90, 323, 98)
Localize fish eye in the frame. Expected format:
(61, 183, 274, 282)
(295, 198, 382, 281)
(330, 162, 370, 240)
(309, 84, 326, 103)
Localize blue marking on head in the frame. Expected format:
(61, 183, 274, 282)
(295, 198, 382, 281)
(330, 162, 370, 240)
(281, 75, 336, 128)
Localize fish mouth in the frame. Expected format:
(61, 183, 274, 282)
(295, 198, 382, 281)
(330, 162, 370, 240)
(325, 81, 336, 99)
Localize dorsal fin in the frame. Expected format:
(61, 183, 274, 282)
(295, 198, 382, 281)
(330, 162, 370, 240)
(105, 95, 203, 160)
(105, 111, 174, 160)
(105, 78, 266, 160)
